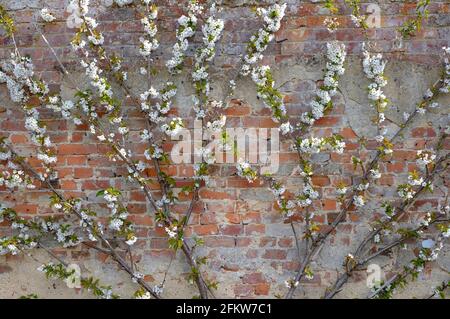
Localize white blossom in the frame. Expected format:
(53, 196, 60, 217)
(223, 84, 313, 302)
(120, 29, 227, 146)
(279, 122, 293, 136)
(353, 195, 365, 207)
(40, 8, 56, 23)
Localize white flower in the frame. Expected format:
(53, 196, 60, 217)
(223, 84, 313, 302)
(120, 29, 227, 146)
(136, 291, 152, 299)
(403, 112, 410, 121)
(369, 169, 381, 179)
(408, 175, 424, 186)
(398, 186, 414, 200)
(167, 11, 198, 73)
(236, 159, 257, 183)
(279, 122, 293, 135)
(356, 183, 369, 191)
(0, 150, 11, 161)
(350, 14, 365, 27)
(140, 129, 152, 141)
(302, 184, 319, 201)
(114, 0, 134, 7)
(336, 186, 347, 195)
(298, 137, 323, 154)
(229, 80, 236, 91)
(73, 117, 83, 125)
(139, 38, 156, 57)
(40, 8, 56, 23)
(165, 226, 178, 238)
(161, 118, 184, 138)
(284, 279, 299, 288)
(424, 88, 433, 99)
(126, 236, 137, 246)
(110, 218, 123, 231)
(416, 150, 436, 168)
(97, 135, 106, 142)
(374, 234, 381, 243)
(206, 116, 227, 133)
(305, 273, 314, 280)
(7, 244, 19, 255)
(324, 17, 339, 33)
(353, 195, 365, 207)
(118, 126, 129, 135)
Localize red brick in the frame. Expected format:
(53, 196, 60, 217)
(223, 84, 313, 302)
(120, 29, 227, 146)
(242, 273, 265, 284)
(262, 249, 287, 260)
(254, 283, 270, 296)
(74, 168, 93, 179)
(193, 225, 219, 236)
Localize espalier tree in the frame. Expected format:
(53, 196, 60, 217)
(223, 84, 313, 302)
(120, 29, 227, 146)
(0, 0, 448, 299)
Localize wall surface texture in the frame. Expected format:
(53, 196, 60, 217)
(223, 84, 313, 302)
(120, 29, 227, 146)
(0, 0, 449, 299)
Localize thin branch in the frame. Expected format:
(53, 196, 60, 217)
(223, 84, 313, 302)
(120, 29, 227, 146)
(286, 76, 446, 299)
(4, 144, 160, 299)
(367, 274, 399, 299)
(324, 152, 449, 298)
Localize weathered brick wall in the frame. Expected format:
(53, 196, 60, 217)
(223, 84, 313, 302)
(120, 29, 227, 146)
(0, 0, 449, 298)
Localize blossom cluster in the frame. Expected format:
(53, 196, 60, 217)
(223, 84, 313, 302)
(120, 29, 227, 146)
(251, 65, 286, 122)
(161, 117, 184, 138)
(397, 170, 431, 200)
(192, 5, 224, 118)
(346, 0, 368, 30)
(166, 1, 200, 74)
(46, 96, 75, 120)
(296, 183, 319, 208)
(70, 1, 129, 135)
(37, 262, 119, 299)
(270, 182, 296, 217)
(324, 17, 339, 33)
(165, 225, 178, 239)
(140, 82, 177, 124)
(0, 152, 35, 190)
(0, 54, 57, 170)
(193, 162, 211, 187)
(40, 8, 56, 23)
(0, 206, 38, 255)
(245, 4, 287, 122)
(416, 150, 436, 168)
(300, 42, 346, 127)
(192, 35, 229, 170)
(206, 115, 227, 135)
(43, 220, 81, 248)
(115, 0, 134, 7)
(440, 47, 450, 93)
(0, 205, 82, 254)
(80, 59, 122, 125)
(362, 46, 389, 129)
(242, 3, 287, 74)
(139, 3, 159, 58)
(296, 135, 346, 155)
(97, 188, 136, 246)
(236, 159, 258, 183)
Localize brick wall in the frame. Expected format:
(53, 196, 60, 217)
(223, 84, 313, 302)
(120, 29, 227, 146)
(0, 0, 449, 298)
